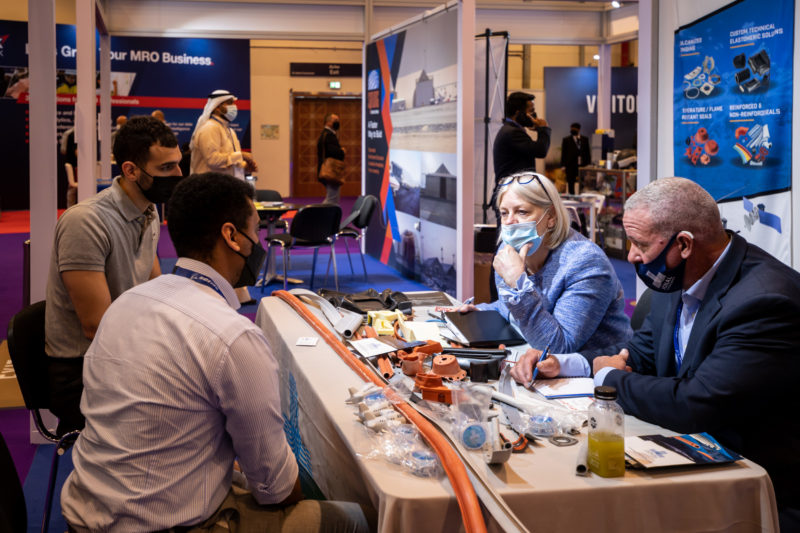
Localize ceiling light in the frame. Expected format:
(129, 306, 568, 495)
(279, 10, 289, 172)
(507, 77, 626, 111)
(593, 54, 600, 60)
(611, 1, 621, 7)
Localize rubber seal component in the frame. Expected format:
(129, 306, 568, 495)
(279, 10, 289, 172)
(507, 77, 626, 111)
(684, 87, 700, 99)
(549, 435, 579, 447)
(709, 74, 722, 85)
(273, 290, 487, 533)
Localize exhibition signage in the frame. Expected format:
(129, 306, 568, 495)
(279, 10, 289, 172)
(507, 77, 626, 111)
(0, 19, 250, 210)
(543, 67, 638, 152)
(290, 62, 361, 77)
(673, 0, 794, 263)
(364, 8, 459, 295)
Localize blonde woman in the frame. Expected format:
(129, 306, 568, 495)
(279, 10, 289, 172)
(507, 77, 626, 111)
(465, 171, 631, 358)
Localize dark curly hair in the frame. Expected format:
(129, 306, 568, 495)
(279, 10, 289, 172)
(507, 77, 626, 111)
(112, 115, 178, 168)
(167, 172, 254, 260)
(505, 91, 535, 118)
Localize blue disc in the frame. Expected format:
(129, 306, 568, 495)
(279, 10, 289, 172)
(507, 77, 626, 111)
(462, 424, 487, 449)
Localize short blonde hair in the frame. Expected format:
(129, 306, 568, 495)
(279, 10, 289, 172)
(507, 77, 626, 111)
(496, 172, 570, 249)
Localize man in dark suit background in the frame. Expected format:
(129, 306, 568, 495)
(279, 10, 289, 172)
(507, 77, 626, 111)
(316, 113, 345, 205)
(491, 92, 551, 224)
(560, 122, 590, 195)
(512, 177, 800, 530)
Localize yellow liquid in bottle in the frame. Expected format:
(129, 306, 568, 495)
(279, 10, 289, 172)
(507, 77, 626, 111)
(587, 432, 625, 477)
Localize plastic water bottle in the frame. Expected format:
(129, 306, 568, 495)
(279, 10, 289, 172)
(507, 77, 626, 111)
(587, 385, 625, 477)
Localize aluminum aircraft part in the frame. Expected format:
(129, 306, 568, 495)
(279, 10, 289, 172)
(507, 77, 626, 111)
(484, 417, 513, 465)
(684, 65, 702, 80)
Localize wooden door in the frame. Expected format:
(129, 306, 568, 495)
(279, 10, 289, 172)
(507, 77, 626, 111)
(291, 95, 362, 197)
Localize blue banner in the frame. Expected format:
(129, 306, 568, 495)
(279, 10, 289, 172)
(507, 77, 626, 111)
(673, 0, 794, 201)
(543, 67, 638, 152)
(0, 19, 250, 209)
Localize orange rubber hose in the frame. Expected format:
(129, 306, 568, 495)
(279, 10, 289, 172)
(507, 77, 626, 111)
(273, 290, 487, 533)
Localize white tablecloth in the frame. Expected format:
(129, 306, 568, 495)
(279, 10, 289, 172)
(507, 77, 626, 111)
(255, 296, 778, 532)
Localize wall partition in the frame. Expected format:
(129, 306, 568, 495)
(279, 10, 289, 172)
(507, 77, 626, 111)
(363, 1, 474, 299)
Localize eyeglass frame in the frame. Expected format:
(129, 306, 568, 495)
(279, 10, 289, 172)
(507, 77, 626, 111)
(497, 172, 555, 206)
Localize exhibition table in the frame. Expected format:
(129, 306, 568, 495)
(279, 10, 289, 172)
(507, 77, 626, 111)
(255, 296, 779, 533)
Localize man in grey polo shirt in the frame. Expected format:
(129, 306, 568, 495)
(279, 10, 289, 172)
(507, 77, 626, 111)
(45, 115, 182, 435)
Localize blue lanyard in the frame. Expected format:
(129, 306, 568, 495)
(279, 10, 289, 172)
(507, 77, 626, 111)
(504, 118, 524, 129)
(673, 299, 684, 371)
(172, 266, 225, 299)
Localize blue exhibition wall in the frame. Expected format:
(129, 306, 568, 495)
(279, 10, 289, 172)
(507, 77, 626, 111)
(673, 0, 793, 264)
(673, 0, 793, 201)
(0, 19, 250, 210)
(543, 67, 638, 153)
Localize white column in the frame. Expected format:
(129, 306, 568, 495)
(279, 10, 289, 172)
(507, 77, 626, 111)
(76, 0, 97, 201)
(28, 0, 58, 303)
(596, 43, 612, 131)
(635, 0, 658, 297)
(99, 33, 112, 181)
(457, 0, 475, 301)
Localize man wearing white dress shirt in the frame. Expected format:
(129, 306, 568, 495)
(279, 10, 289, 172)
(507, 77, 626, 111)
(61, 172, 370, 532)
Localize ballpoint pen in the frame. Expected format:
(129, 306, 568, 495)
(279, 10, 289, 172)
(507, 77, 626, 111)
(463, 296, 475, 306)
(526, 343, 550, 388)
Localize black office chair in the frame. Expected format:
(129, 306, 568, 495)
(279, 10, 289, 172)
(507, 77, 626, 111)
(7, 301, 80, 533)
(630, 288, 653, 331)
(0, 431, 26, 533)
(327, 195, 378, 281)
(255, 189, 289, 233)
(262, 204, 342, 292)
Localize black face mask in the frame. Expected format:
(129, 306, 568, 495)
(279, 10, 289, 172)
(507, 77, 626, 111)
(332, 121, 341, 131)
(516, 112, 534, 128)
(137, 168, 182, 204)
(233, 229, 267, 288)
(570, 129, 579, 136)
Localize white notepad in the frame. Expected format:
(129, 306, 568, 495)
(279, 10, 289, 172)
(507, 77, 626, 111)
(533, 377, 595, 399)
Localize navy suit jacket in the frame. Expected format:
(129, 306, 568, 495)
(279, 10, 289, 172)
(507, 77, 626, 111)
(603, 232, 800, 507)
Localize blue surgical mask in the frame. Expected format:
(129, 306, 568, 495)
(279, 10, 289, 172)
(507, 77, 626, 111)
(635, 232, 691, 292)
(501, 220, 543, 257)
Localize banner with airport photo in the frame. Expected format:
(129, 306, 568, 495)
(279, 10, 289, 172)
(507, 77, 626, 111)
(364, 7, 458, 295)
(673, 0, 794, 264)
(0, 19, 250, 210)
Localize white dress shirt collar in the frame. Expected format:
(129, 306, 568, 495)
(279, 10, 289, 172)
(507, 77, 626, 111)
(174, 257, 240, 310)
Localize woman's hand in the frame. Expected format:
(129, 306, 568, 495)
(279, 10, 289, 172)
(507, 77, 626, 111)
(493, 243, 531, 287)
(434, 304, 478, 314)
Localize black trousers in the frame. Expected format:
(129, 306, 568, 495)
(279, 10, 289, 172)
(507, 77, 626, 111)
(47, 356, 85, 436)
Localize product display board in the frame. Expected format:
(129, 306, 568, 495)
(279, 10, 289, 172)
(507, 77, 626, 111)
(673, 0, 794, 263)
(0, 19, 250, 210)
(364, 8, 459, 296)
